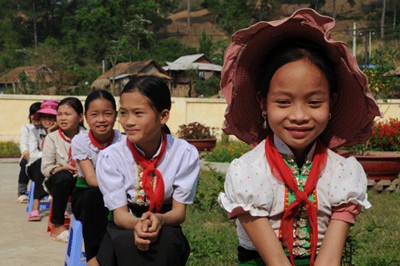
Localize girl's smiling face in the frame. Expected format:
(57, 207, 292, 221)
(57, 104, 83, 134)
(40, 114, 56, 131)
(119, 91, 169, 155)
(85, 98, 116, 142)
(262, 58, 331, 159)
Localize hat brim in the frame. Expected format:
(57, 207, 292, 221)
(221, 8, 381, 149)
(37, 109, 57, 116)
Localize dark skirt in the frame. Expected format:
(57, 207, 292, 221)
(238, 246, 312, 266)
(44, 170, 76, 225)
(97, 222, 190, 266)
(27, 159, 48, 200)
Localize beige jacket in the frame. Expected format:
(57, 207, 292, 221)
(41, 127, 86, 179)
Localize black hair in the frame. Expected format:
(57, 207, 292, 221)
(121, 75, 171, 112)
(121, 76, 171, 134)
(58, 97, 84, 127)
(85, 89, 117, 114)
(29, 102, 42, 122)
(258, 39, 337, 99)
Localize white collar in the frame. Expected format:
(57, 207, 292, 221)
(273, 134, 316, 162)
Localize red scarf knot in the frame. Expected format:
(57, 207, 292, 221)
(295, 191, 308, 202)
(128, 132, 167, 213)
(265, 135, 327, 266)
(89, 130, 115, 150)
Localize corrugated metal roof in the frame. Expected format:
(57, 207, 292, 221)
(163, 54, 222, 71)
(174, 54, 205, 64)
(163, 62, 222, 71)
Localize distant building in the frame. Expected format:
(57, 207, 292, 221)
(0, 65, 54, 94)
(163, 54, 222, 97)
(91, 60, 171, 95)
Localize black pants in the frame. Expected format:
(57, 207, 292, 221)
(18, 158, 30, 194)
(97, 222, 190, 266)
(27, 159, 48, 200)
(71, 187, 109, 261)
(44, 170, 76, 225)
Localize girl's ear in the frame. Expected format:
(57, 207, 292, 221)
(260, 100, 267, 113)
(160, 109, 170, 125)
(258, 92, 267, 113)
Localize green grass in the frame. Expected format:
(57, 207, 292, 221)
(185, 169, 400, 265)
(184, 170, 238, 265)
(350, 192, 400, 265)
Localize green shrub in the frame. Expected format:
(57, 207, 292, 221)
(195, 76, 221, 97)
(0, 141, 20, 157)
(202, 137, 252, 163)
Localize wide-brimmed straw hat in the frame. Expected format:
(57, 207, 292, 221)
(37, 99, 59, 116)
(221, 8, 381, 149)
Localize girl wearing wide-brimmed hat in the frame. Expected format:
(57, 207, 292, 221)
(218, 8, 381, 266)
(26, 99, 58, 221)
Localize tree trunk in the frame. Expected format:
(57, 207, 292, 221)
(314, 0, 320, 11)
(33, 3, 38, 49)
(380, 0, 386, 39)
(332, 0, 336, 19)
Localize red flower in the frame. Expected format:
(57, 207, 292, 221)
(369, 119, 400, 151)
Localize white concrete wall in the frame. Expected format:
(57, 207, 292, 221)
(0, 94, 399, 143)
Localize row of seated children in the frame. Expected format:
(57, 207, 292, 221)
(18, 8, 380, 266)
(17, 75, 201, 266)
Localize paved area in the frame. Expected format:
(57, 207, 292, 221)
(0, 159, 65, 266)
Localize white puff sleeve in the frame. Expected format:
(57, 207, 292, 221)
(171, 144, 200, 204)
(96, 148, 132, 211)
(71, 133, 91, 162)
(324, 155, 371, 209)
(218, 157, 275, 219)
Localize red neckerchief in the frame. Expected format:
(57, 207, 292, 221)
(127, 132, 167, 213)
(58, 128, 76, 168)
(265, 135, 327, 266)
(40, 134, 46, 150)
(89, 130, 115, 150)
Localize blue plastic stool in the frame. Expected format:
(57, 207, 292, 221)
(26, 181, 51, 213)
(64, 216, 87, 266)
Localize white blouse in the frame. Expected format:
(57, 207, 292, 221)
(71, 129, 123, 176)
(19, 124, 34, 154)
(218, 136, 370, 251)
(96, 134, 200, 211)
(27, 126, 47, 166)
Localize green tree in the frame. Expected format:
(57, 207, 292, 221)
(199, 31, 213, 58)
(207, 0, 254, 34)
(195, 76, 221, 97)
(146, 38, 197, 63)
(207, 0, 281, 34)
(362, 48, 400, 100)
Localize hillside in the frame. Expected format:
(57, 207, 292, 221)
(167, 9, 228, 48)
(167, 0, 378, 49)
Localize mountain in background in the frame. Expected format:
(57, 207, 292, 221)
(166, 0, 387, 51)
